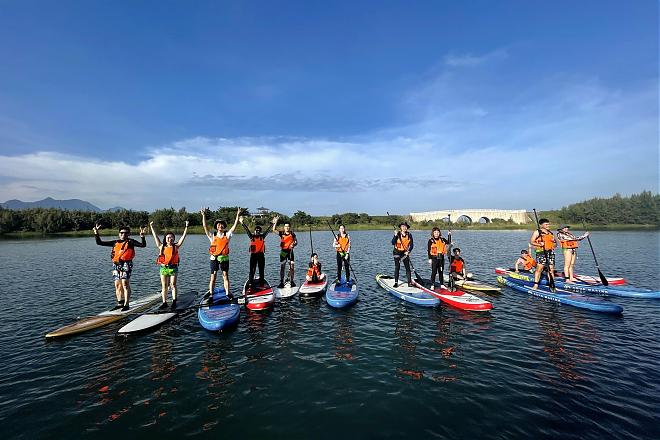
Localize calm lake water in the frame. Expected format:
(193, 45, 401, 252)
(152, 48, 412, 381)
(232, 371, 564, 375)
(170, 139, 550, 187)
(1, 230, 659, 439)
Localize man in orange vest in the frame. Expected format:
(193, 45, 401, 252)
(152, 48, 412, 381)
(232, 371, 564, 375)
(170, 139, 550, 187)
(93, 223, 147, 311)
(240, 215, 279, 290)
(529, 218, 556, 290)
(201, 207, 241, 297)
(277, 220, 298, 288)
(391, 221, 414, 287)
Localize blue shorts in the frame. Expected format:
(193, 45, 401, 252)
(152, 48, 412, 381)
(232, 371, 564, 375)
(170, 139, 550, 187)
(113, 261, 133, 281)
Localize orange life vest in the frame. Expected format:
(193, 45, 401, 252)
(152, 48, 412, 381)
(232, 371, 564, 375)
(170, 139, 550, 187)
(429, 238, 446, 256)
(450, 257, 464, 273)
(534, 230, 556, 252)
(522, 254, 537, 270)
(250, 236, 265, 254)
(280, 233, 295, 250)
(111, 241, 135, 263)
(559, 235, 579, 249)
(209, 234, 230, 256)
(335, 235, 350, 253)
(307, 263, 322, 278)
(157, 245, 179, 265)
(394, 233, 411, 252)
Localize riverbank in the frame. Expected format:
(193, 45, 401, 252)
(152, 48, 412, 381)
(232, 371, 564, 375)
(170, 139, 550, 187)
(2, 223, 657, 239)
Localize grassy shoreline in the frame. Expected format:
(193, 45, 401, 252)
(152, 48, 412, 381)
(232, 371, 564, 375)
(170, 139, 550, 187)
(2, 223, 657, 239)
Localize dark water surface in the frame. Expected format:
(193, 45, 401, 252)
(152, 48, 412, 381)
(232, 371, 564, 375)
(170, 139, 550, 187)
(1, 230, 659, 439)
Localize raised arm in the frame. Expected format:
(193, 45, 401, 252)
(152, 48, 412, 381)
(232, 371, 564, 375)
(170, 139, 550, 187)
(239, 216, 254, 239)
(92, 223, 115, 247)
(271, 215, 279, 233)
(133, 226, 147, 247)
(149, 221, 162, 247)
(200, 207, 212, 240)
(228, 207, 241, 234)
(177, 220, 189, 247)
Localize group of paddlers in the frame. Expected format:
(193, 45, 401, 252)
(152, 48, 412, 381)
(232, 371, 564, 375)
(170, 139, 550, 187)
(93, 208, 353, 310)
(93, 211, 588, 310)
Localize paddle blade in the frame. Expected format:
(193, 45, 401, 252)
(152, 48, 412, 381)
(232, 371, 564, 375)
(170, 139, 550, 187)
(598, 269, 609, 286)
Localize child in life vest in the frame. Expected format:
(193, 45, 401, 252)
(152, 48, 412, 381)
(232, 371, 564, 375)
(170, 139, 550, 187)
(149, 220, 189, 310)
(514, 248, 537, 273)
(449, 248, 468, 280)
(306, 253, 326, 283)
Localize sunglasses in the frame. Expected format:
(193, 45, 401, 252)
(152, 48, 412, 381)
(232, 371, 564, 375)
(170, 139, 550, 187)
(119, 231, 129, 234)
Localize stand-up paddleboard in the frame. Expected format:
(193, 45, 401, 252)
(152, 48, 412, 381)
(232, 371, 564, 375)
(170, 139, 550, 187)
(117, 290, 197, 335)
(275, 279, 300, 299)
(442, 275, 501, 292)
(498, 276, 623, 314)
(325, 277, 358, 308)
(244, 279, 275, 311)
(503, 272, 660, 299)
(376, 274, 439, 307)
(494, 267, 626, 285)
(198, 287, 240, 331)
(413, 279, 492, 311)
(45, 292, 162, 338)
(299, 276, 328, 298)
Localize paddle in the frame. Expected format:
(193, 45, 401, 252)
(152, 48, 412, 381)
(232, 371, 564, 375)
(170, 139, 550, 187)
(326, 220, 359, 283)
(532, 209, 556, 292)
(386, 212, 422, 283)
(309, 224, 314, 255)
(446, 214, 455, 291)
(582, 220, 609, 286)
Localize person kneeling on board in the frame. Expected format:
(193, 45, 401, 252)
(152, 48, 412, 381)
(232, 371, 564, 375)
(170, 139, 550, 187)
(149, 220, 189, 310)
(93, 223, 147, 311)
(514, 248, 537, 273)
(449, 248, 468, 281)
(306, 253, 326, 283)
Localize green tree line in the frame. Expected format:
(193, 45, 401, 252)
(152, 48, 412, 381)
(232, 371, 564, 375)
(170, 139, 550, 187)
(557, 191, 659, 225)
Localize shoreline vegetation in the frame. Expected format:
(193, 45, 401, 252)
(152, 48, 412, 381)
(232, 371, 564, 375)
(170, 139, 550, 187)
(1, 191, 657, 237)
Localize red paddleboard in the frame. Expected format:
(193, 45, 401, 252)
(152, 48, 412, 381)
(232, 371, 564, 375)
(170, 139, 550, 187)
(243, 279, 275, 311)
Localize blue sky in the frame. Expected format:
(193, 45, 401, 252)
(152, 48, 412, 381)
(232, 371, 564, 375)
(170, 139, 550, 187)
(0, 0, 657, 214)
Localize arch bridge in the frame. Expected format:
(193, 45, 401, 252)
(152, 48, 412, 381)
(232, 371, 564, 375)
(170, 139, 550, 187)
(409, 209, 530, 225)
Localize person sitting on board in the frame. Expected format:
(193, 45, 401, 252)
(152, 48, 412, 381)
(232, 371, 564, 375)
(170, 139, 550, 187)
(276, 220, 298, 288)
(514, 248, 537, 273)
(427, 227, 450, 289)
(201, 207, 241, 299)
(333, 224, 351, 284)
(449, 247, 468, 280)
(306, 253, 326, 283)
(149, 220, 189, 310)
(530, 218, 557, 290)
(93, 223, 147, 311)
(557, 225, 589, 283)
(240, 214, 278, 290)
(392, 221, 414, 288)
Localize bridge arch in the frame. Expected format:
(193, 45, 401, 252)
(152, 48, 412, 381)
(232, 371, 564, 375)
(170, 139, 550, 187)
(478, 216, 491, 224)
(456, 215, 472, 224)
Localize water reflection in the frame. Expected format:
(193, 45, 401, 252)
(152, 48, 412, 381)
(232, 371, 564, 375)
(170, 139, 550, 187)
(333, 313, 354, 361)
(393, 308, 424, 380)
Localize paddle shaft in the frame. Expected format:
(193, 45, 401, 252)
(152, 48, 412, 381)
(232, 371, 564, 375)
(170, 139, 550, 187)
(326, 221, 359, 282)
(582, 221, 608, 286)
(532, 209, 556, 291)
(309, 225, 314, 255)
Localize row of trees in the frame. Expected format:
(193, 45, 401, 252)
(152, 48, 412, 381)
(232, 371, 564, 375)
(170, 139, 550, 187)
(557, 191, 659, 225)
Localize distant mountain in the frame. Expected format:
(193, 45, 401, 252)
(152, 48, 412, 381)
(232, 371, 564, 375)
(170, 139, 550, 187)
(1, 197, 102, 212)
(106, 206, 128, 212)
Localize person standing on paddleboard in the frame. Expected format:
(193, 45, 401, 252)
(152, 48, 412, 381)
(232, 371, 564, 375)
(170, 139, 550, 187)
(276, 220, 298, 288)
(240, 214, 278, 290)
(392, 222, 414, 288)
(514, 248, 537, 273)
(449, 248, 468, 280)
(530, 218, 557, 289)
(149, 220, 189, 310)
(333, 224, 351, 283)
(306, 253, 326, 283)
(427, 227, 450, 289)
(93, 223, 147, 311)
(557, 225, 589, 283)
(201, 207, 241, 297)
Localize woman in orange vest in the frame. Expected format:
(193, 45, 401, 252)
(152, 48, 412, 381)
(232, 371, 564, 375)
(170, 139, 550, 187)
(427, 227, 450, 288)
(391, 222, 414, 288)
(276, 220, 298, 288)
(240, 214, 279, 290)
(514, 248, 537, 272)
(201, 207, 241, 297)
(333, 224, 351, 283)
(93, 223, 147, 311)
(529, 218, 557, 289)
(449, 248, 468, 280)
(306, 253, 326, 283)
(149, 220, 189, 309)
(557, 225, 589, 283)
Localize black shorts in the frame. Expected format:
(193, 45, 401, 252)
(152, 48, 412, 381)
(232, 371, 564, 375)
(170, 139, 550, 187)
(536, 251, 555, 266)
(280, 249, 295, 263)
(210, 258, 229, 273)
